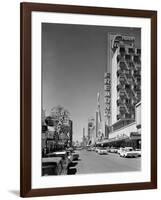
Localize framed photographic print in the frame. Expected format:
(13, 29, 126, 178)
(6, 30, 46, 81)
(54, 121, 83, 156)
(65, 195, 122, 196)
(20, 2, 157, 197)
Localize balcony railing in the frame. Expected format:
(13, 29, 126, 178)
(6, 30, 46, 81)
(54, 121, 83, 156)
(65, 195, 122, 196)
(125, 113, 133, 119)
(118, 89, 126, 97)
(130, 87, 137, 99)
(127, 104, 135, 113)
(134, 63, 141, 70)
(119, 106, 127, 114)
(124, 71, 133, 80)
(136, 48, 141, 55)
(134, 85, 141, 91)
(135, 77, 141, 85)
(118, 76, 125, 84)
(117, 84, 125, 91)
(119, 47, 126, 56)
(120, 104, 129, 113)
(131, 98, 138, 105)
(117, 98, 126, 106)
(124, 75, 133, 85)
(117, 114, 125, 120)
(117, 55, 125, 63)
(125, 54, 132, 62)
(117, 69, 123, 77)
(117, 112, 135, 120)
(118, 61, 127, 70)
(128, 48, 135, 54)
(133, 55, 141, 64)
(136, 91, 141, 100)
(133, 70, 141, 77)
(127, 62, 135, 70)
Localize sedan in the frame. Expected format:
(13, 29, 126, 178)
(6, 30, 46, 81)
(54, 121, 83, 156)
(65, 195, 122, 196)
(47, 151, 69, 174)
(72, 151, 79, 161)
(135, 149, 141, 157)
(97, 147, 108, 155)
(117, 147, 124, 154)
(120, 147, 140, 158)
(109, 147, 118, 153)
(95, 147, 101, 153)
(66, 150, 73, 163)
(42, 157, 62, 176)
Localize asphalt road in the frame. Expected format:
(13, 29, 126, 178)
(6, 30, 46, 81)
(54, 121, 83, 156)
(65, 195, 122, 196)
(68, 150, 141, 175)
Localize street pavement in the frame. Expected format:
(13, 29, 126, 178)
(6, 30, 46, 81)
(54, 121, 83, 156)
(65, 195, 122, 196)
(68, 149, 141, 175)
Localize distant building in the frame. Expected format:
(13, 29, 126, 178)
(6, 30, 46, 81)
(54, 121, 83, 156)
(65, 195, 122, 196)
(87, 117, 95, 145)
(95, 92, 103, 140)
(82, 128, 88, 147)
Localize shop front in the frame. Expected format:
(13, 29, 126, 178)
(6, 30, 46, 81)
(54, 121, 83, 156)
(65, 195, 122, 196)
(96, 132, 141, 149)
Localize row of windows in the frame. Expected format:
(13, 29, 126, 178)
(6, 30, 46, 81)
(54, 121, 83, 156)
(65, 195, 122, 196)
(117, 55, 141, 64)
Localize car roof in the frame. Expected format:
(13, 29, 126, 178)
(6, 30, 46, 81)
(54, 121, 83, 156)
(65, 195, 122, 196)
(47, 151, 67, 156)
(42, 157, 62, 163)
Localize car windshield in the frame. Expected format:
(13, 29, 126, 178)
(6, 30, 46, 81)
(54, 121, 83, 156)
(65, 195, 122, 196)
(100, 147, 106, 150)
(124, 148, 133, 151)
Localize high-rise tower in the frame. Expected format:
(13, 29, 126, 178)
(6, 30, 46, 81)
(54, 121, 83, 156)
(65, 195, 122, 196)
(110, 34, 141, 132)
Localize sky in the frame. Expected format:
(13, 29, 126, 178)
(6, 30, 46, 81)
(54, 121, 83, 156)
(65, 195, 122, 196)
(42, 23, 140, 142)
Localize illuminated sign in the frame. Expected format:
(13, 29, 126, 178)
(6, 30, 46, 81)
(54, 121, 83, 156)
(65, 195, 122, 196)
(112, 35, 135, 49)
(104, 73, 111, 118)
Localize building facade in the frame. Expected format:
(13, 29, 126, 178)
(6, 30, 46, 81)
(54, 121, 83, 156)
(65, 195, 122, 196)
(100, 34, 141, 149)
(111, 35, 141, 126)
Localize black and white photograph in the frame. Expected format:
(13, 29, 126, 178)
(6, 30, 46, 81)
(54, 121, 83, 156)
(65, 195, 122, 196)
(19, 2, 157, 197)
(41, 23, 141, 176)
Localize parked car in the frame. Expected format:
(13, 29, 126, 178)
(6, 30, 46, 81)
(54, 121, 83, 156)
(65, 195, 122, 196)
(97, 147, 108, 155)
(76, 147, 83, 150)
(135, 149, 141, 157)
(109, 147, 118, 153)
(66, 150, 73, 163)
(117, 147, 124, 154)
(95, 147, 101, 153)
(120, 147, 140, 158)
(91, 147, 96, 151)
(66, 147, 74, 152)
(72, 150, 79, 161)
(106, 147, 111, 152)
(42, 157, 62, 176)
(47, 151, 69, 174)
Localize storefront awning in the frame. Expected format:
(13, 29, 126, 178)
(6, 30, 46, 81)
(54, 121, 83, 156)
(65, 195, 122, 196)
(96, 132, 141, 145)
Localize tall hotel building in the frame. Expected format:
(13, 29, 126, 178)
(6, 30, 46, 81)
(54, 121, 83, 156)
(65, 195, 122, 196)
(105, 34, 141, 148)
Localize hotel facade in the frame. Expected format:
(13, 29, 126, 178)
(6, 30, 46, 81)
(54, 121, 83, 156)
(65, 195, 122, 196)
(98, 34, 141, 149)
